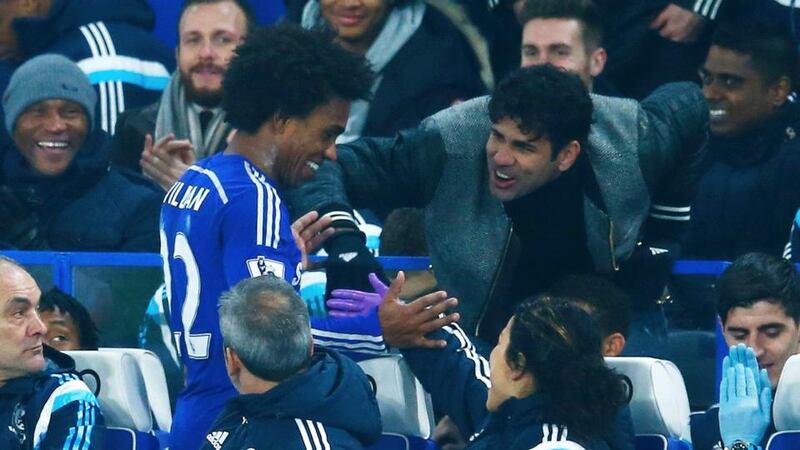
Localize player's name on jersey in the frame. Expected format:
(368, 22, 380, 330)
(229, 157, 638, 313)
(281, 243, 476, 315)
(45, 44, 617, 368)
(163, 181, 211, 212)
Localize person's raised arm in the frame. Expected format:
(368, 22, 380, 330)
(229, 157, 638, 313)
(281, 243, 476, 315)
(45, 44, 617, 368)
(287, 125, 447, 296)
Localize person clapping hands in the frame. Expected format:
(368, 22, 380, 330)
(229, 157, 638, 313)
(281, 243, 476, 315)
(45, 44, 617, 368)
(718, 344, 772, 450)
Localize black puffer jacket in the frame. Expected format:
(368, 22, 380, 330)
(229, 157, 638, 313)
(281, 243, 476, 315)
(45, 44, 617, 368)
(686, 100, 800, 260)
(0, 129, 162, 252)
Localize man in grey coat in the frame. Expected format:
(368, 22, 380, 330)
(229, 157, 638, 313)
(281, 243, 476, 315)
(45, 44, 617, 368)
(289, 59, 707, 349)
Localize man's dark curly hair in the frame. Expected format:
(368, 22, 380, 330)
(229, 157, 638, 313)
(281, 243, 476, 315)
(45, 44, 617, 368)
(489, 64, 592, 159)
(506, 296, 627, 441)
(39, 288, 100, 350)
(222, 23, 373, 133)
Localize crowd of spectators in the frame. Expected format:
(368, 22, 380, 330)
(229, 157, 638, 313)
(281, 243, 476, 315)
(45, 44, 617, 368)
(2, 0, 800, 449)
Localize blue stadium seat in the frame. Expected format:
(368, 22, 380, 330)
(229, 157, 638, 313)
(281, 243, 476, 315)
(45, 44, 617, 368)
(667, 330, 716, 409)
(635, 434, 692, 450)
(766, 431, 800, 450)
(358, 356, 438, 450)
(771, 354, 800, 448)
(605, 357, 692, 450)
(366, 433, 440, 450)
(100, 348, 173, 433)
(106, 427, 160, 450)
(67, 349, 168, 450)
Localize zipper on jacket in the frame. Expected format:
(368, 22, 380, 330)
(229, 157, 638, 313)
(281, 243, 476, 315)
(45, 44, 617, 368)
(609, 218, 619, 271)
(475, 224, 514, 337)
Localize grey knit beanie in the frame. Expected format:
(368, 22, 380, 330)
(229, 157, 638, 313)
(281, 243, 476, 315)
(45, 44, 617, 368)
(2, 54, 97, 135)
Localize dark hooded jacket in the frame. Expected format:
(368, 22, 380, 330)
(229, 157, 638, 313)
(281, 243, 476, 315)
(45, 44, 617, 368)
(686, 99, 800, 260)
(200, 347, 382, 450)
(0, 129, 162, 252)
(0, 346, 104, 450)
(4, 0, 174, 135)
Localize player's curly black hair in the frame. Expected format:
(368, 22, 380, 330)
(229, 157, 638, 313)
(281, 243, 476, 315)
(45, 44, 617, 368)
(222, 23, 374, 133)
(489, 64, 592, 159)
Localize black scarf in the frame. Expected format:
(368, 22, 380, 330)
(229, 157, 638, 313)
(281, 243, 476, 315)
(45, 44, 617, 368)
(502, 152, 595, 304)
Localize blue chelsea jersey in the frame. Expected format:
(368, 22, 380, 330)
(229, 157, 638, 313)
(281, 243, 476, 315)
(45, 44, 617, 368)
(160, 153, 302, 439)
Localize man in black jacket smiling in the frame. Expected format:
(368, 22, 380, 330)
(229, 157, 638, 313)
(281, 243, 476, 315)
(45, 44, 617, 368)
(0, 54, 161, 252)
(688, 19, 800, 261)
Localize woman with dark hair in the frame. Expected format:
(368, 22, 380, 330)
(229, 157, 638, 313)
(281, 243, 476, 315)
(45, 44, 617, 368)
(402, 294, 634, 449)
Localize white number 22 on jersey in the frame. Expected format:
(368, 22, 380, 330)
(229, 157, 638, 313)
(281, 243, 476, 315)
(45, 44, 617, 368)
(161, 231, 211, 360)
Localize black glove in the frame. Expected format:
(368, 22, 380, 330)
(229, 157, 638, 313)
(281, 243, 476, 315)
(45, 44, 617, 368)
(0, 185, 46, 249)
(323, 231, 387, 300)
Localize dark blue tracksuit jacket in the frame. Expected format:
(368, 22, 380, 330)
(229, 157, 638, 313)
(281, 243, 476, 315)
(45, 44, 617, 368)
(401, 324, 636, 450)
(200, 347, 382, 449)
(0, 347, 104, 450)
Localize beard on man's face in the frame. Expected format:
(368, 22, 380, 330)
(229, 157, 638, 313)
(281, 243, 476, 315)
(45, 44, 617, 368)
(180, 69, 223, 108)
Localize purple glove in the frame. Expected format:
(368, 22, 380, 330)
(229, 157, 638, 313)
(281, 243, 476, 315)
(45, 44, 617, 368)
(327, 273, 388, 317)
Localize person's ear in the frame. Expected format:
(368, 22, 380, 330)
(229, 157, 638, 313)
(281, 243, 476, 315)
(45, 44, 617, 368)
(555, 141, 581, 172)
(508, 353, 528, 381)
(588, 47, 607, 78)
(769, 76, 792, 108)
(224, 347, 241, 379)
(602, 333, 626, 357)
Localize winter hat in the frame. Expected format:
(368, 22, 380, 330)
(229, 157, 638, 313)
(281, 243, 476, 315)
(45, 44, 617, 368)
(2, 54, 97, 135)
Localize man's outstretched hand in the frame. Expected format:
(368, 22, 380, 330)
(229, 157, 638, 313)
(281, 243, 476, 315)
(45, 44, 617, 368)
(378, 271, 460, 349)
(291, 211, 335, 270)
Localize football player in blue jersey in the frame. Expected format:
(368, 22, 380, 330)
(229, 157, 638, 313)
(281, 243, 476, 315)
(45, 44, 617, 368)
(159, 23, 376, 450)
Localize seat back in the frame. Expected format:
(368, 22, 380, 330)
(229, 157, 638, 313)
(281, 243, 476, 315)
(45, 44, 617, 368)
(605, 357, 691, 441)
(66, 350, 152, 432)
(766, 431, 800, 450)
(357, 355, 435, 438)
(365, 433, 439, 450)
(100, 348, 172, 432)
(774, 354, 800, 431)
(105, 427, 160, 450)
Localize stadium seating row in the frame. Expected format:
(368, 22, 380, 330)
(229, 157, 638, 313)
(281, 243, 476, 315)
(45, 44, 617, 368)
(63, 349, 800, 450)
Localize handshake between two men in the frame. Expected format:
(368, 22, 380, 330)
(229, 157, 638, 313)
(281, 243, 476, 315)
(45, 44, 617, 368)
(290, 210, 460, 350)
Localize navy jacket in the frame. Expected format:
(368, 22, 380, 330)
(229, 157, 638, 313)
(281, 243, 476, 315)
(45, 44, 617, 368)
(401, 324, 636, 450)
(686, 100, 800, 260)
(0, 347, 104, 450)
(6, 0, 173, 134)
(361, 6, 486, 138)
(200, 347, 382, 450)
(0, 130, 162, 252)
